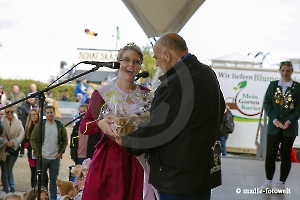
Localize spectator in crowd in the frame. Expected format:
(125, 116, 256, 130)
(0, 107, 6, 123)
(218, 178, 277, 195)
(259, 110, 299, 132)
(0, 104, 4, 120)
(73, 158, 91, 195)
(28, 84, 40, 106)
(23, 187, 49, 200)
(19, 94, 39, 127)
(1, 102, 17, 193)
(0, 84, 8, 105)
(70, 165, 82, 183)
(3, 192, 24, 200)
(83, 88, 93, 104)
(70, 104, 100, 165)
(24, 108, 41, 188)
(18, 94, 38, 157)
(0, 106, 25, 196)
(45, 92, 61, 118)
(56, 179, 82, 200)
(76, 93, 86, 104)
(30, 105, 68, 200)
(0, 105, 2, 135)
(220, 104, 235, 156)
(60, 90, 71, 102)
(8, 84, 26, 117)
(74, 79, 88, 99)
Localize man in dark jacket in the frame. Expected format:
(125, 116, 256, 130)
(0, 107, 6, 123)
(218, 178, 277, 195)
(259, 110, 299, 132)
(70, 104, 101, 164)
(100, 33, 225, 200)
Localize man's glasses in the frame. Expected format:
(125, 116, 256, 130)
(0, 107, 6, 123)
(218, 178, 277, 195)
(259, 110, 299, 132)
(5, 111, 13, 114)
(119, 57, 142, 66)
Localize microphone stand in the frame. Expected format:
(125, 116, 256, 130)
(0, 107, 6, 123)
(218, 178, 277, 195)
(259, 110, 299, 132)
(64, 112, 86, 127)
(0, 63, 104, 200)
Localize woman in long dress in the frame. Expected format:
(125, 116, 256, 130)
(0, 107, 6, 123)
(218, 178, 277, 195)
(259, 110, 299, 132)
(79, 43, 157, 200)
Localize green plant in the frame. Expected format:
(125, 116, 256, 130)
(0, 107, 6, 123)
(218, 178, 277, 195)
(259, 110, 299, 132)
(0, 78, 77, 102)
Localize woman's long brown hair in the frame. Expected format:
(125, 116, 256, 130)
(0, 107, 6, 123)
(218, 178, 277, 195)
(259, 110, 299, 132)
(24, 108, 40, 139)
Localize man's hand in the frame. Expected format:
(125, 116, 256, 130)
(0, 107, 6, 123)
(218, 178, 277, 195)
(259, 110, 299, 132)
(282, 121, 291, 129)
(55, 154, 61, 160)
(115, 137, 123, 146)
(97, 118, 116, 137)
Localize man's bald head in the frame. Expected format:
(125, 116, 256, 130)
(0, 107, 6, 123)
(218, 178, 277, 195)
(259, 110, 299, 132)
(156, 33, 188, 54)
(153, 33, 189, 73)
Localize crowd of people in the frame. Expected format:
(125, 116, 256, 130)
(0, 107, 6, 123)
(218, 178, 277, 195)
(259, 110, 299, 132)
(0, 32, 298, 200)
(0, 81, 94, 200)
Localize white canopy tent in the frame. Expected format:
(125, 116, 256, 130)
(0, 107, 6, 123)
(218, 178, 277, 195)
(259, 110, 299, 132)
(211, 52, 263, 68)
(122, 0, 205, 42)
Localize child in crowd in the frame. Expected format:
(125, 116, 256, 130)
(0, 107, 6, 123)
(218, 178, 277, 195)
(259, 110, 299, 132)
(70, 165, 82, 182)
(4, 192, 24, 200)
(56, 180, 81, 200)
(23, 187, 49, 200)
(73, 158, 91, 192)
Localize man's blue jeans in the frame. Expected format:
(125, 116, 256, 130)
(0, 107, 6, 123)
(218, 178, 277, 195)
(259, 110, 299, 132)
(159, 190, 211, 200)
(9, 172, 15, 192)
(220, 136, 227, 156)
(41, 158, 60, 200)
(0, 155, 18, 193)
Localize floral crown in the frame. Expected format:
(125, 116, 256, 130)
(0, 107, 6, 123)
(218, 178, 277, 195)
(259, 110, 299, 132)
(118, 42, 138, 53)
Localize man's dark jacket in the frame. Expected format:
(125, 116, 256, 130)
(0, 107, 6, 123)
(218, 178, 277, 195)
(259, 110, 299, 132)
(124, 55, 225, 194)
(30, 119, 68, 158)
(70, 120, 101, 164)
(19, 100, 38, 127)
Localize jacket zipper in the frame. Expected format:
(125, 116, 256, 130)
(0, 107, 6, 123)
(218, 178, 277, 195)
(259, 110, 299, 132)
(158, 150, 162, 181)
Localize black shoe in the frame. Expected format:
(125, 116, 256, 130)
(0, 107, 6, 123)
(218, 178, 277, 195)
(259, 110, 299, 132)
(19, 153, 24, 158)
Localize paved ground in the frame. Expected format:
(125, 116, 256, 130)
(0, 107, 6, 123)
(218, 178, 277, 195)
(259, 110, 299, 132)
(212, 156, 300, 200)
(2, 127, 74, 197)
(3, 129, 300, 200)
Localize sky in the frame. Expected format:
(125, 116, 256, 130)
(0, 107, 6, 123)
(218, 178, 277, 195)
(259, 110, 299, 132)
(1, 0, 300, 82)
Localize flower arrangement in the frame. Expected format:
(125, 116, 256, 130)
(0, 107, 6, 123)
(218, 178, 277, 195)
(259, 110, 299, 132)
(100, 75, 153, 137)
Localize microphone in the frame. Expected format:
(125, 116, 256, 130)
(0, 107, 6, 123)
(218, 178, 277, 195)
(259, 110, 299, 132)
(135, 71, 149, 81)
(82, 61, 120, 69)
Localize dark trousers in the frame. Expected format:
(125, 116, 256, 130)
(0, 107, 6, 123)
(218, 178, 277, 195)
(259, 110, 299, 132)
(20, 140, 25, 155)
(41, 158, 60, 200)
(159, 190, 211, 200)
(220, 136, 227, 156)
(0, 155, 18, 193)
(30, 165, 36, 188)
(265, 130, 295, 182)
(77, 158, 86, 165)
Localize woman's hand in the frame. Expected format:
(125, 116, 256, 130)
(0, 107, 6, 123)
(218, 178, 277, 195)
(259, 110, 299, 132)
(6, 141, 14, 147)
(115, 137, 123, 146)
(282, 121, 291, 129)
(97, 118, 116, 137)
(273, 120, 284, 129)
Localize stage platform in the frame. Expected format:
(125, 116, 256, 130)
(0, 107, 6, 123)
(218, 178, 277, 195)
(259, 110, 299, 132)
(211, 156, 300, 200)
